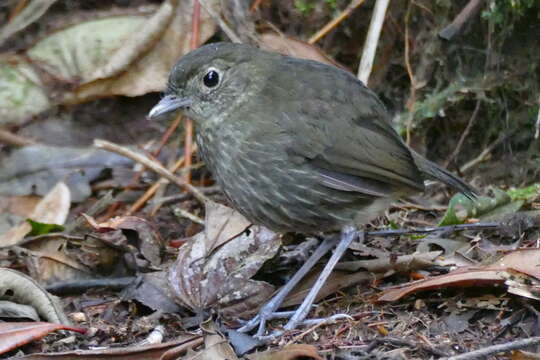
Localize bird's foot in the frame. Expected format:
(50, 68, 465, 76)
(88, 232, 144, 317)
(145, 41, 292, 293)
(238, 311, 352, 341)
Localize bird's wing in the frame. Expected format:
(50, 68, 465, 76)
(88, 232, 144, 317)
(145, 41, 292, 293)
(264, 57, 425, 197)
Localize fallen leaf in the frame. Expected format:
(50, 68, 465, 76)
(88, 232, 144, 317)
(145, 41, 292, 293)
(0, 322, 86, 355)
(246, 344, 323, 360)
(0, 182, 70, 247)
(259, 33, 346, 70)
(0, 301, 40, 321)
(1, 0, 220, 126)
(84, 215, 164, 266)
(439, 188, 524, 226)
(0, 268, 70, 324)
(17, 334, 202, 360)
(169, 201, 281, 319)
(0, 0, 58, 46)
(378, 248, 540, 302)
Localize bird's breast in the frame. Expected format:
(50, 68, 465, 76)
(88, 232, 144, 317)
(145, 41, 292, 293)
(195, 126, 379, 233)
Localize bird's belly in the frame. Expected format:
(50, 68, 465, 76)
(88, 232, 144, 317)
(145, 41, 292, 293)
(202, 139, 382, 233)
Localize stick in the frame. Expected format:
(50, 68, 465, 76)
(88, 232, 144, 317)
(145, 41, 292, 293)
(308, 0, 367, 44)
(199, 0, 242, 43)
(444, 99, 482, 167)
(93, 139, 208, 203)
(366, 222, 499, 238)
(438, 0, 484, 41)
(443, 336, 540, 360)
(357, 0, 390, 84)
(0, 129, 36, 146)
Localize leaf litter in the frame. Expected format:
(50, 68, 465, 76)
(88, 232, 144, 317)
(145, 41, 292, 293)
(0, 0, 540, 358)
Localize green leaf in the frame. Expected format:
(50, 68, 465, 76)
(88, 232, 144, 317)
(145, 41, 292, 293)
(507, 183, 540, 202)
(26, 219, 65, 236)
(439, 188, 524, 226)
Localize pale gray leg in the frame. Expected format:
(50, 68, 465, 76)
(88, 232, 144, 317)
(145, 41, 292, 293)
(237, 234, 339, 336)
(283, 225, 359, 331)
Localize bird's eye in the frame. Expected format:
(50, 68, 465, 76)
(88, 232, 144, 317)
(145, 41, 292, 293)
(203, 69, 220, 88)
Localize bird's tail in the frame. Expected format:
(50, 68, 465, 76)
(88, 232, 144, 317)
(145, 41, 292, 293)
(411, 151, 478, 200)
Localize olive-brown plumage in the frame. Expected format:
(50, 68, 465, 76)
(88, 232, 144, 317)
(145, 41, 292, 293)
(149, 42, 475, 233)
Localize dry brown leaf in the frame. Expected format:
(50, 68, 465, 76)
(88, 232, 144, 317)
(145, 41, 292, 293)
(169, 201, 280, 319)
(0, 322, 86, 355)
(186, 331, 239, 360)
(17, 334, 202, 360)
(246, 344, 323, 360)
(378, 248, 540, 302)
(0, 195, 41, 219)
(1, 0, 220, 126)
(24, 235, 92, 285)
(71, 0, 220, 101)
(284, 251, 440, 307)
(512, 350, 540, 360)
(259, 33, 346, 70)
(0, 182, 70, 247)
(84, 215, 164, 266)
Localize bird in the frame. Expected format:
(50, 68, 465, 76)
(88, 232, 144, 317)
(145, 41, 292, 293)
(148, 42, 476, 337)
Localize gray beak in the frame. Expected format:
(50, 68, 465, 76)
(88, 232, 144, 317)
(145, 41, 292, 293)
(147, 94, 192, 119)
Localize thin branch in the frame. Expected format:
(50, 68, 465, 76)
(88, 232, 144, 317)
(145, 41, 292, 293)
(174, 207, 204, 225)
(0, 129, 36, 146)
(308, 0, 367, 45)
(127, 155, 186, 215)
(404, 0, 415, 145)
(366, 222, 499, 238)
(93, 139, 208, 203)
(443, 336, 540, 360)
(183, 0, 202, 185)
(444, 99, 482, 167)
(438, 0, 485, 41)
(535, 96, 540, 139)
(459, 133, 509, 173)
(357, 0, 390, 84)
(199, 0, 242, 43)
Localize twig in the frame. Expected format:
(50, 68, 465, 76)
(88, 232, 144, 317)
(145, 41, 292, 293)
(46, 277, 135, 295)
(250, 0, 264, 12)
(151, 185, 220, 207)
(308, 0, 367, 44)
(535, 96, 540, 139)
(93, 139, 208, 203)
(438, 0, 484, 41)
(403, 0, 415, 145)
(366, 336, 449, 357)
(199, 0, 242, 43)
(444, 99, 482, 167)
(366, 222, 499, 238)
(0, 129, 36, 146)
(155, 115, 182, 156)
(64, 191, 115, 233)
(357, 0, 390, 84)
(7, 0, 29, 22)
(459, 133, 509, 173)
(183, 0, 201, 185)
(174, 207, 204, 225)
(128, 114, 182, 188)
(1, 0, 56, 46)
(443, 336, 540, 360)
(127, 155, 186, 215)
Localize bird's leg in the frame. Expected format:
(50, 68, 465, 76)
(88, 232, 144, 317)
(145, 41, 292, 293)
(283, 225, 360, 331)
(237, 234, 339, 336)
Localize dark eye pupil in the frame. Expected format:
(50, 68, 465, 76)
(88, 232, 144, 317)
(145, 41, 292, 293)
(203, 70, 219, 87)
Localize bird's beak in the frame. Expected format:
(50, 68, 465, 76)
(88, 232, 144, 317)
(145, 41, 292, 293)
(147, 94, 192, 119)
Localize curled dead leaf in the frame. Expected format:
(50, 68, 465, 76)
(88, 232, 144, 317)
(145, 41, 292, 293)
(168, 201, 281, 319)
(83, 215, 163, 267)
